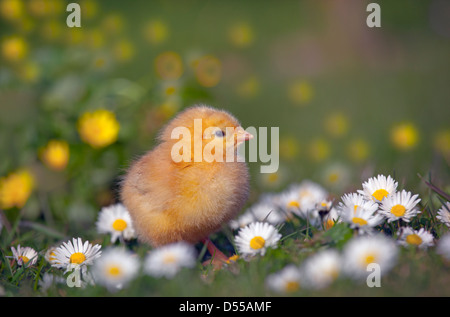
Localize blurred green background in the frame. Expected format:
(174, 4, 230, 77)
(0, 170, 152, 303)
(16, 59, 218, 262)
(0, 0, 449, 234)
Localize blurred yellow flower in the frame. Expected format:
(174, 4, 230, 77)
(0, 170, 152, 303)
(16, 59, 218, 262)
(195, 55, 222, 88)
(346, 138, 370, 162)
(16, 61, 40, 83)
(1, 36, 28, 62)
(228, 22, 254, 48)
(0, 0, 23, 21)
(155, 51, 184, 80)
(308, 138, 330, 162)
(143, 20, 169, 45)
(158, 99, 181, 120)
(0, 169, 34, 210)
(65, 28, 85, 45)
(78, 109, 120, 148)
(113, 39, 134, 62)
(324, 113, 349, 138)
(85, 29, 106, 50)
(39, 140, 70, 171)
(236, 76, 260, 98)
(41, 20, 64, 41)
(80, 0, 98, 20)
(433, 129, 450, 160)
(28, 0, 64, 17)
(102, 13, 124, 35)
(279, 136, 300, 161)
(390, 122, 419, 151)
(287, 80, 313, 105)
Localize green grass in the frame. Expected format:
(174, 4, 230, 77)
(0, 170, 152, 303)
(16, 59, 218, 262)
(0, 0, 449, 297)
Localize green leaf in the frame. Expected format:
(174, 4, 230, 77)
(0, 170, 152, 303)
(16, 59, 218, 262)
(322, 222, 353, 248)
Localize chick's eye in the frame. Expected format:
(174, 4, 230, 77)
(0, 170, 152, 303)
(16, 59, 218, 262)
(214, 130, 225, 138)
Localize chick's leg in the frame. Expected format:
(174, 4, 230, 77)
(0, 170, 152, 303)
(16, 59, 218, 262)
(201, 238, 229, 264)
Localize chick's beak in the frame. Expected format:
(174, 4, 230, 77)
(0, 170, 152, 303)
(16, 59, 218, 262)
(235, 127, 254, 143)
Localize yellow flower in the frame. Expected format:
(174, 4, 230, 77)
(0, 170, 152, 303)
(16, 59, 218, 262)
(308, 138, 330, 162)
(84, 29, 105, 50)
(433, 129, 450, 160)
(143, 20, 169, 45)
(347, 138, 370, 162)
(28, 0, 64, 17)
(40, 19, 64, 41)
(1, 36, 28, 62)
(39, 140, 70, 171)
(77, 109, 120, 148)
(279, 136, 300, 160)
(102, 13, 124, 35)
(0, 169, 34, 210)
(324, 113, 349, 138)
(154, 51, 183, 80)
(80, 0, 98, 20)
(195, 55, 222, 88)
(113, 39, 134, 62)
(287, 80, 313, 105)
(236, 76, 260, 98)
(390, 122, 419, 150)
(0, 0, 24, 21)
(228, 23, 254, 48)
(17, 61, 40, 83)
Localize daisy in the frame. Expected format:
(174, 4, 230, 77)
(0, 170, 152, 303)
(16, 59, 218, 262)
(397, 227, 434, 249)
(275, 185, 303, 217)
(248, 195, 286, 225)
(342, 234, 398, 280)
(229, 210, 255, 230)
(143, 242, 197, 279)
(339, 196, 384, 234)
(302, 249, 341, 289)
(265, 264, 303, 293)
(92, 247, 140, 292)
(44, 246, 59, 265)
(296, 180, 329, 212)
(234, 222, 282, 257)
(52, 237, 102, 273)
(436, 233, 450, 261)
(11, 245, 38, 267)
(436, 202, 450, 228)
(321, 207, 341, 230)
(358, 174, 398, 202)
(38, 273, 65, 292)
(339, 192, 373, 212)
(96, 203, 136, 243)
(379, 190, 421, 223)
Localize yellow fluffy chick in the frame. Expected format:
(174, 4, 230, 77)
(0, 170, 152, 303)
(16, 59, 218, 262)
(120, 105, 252, 254)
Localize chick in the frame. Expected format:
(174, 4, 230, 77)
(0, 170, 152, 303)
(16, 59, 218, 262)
(120, 105, 252, 256)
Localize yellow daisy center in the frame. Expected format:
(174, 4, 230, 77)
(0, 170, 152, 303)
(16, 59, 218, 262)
(352, 217, 368, 226)
(112, 219, 127, 231)
(287, 200, 300, 209)
(391, 204, 406, 217)
(372, 189, 389, 201)
(249, 236, 266, 250)
(324, 218, 335, 230)
(70, 252, 86, 264)
(285, 281, 300, 293)
(364, 253, 376, 266)
(19, 255, 29, 264)
(165, 86, 176, 95)
(107, 265, 122, 277)
(226, 254, 240, 264)
(406, 234, 422, 246)
(163, 253, 177, 264)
